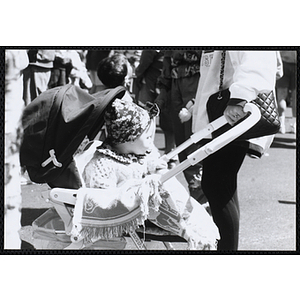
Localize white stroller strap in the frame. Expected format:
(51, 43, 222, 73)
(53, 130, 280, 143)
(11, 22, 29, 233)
(41, 149, 63, 168)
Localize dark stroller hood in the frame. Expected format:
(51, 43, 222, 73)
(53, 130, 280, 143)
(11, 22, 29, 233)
(20, 84, 126, 186)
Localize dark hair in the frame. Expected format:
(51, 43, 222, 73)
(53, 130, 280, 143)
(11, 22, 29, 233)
(97, 54, 128, 88)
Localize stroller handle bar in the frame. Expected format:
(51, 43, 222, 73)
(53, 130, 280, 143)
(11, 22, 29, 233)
(161, 103, 261, 183)
(161, 113, 228, 163)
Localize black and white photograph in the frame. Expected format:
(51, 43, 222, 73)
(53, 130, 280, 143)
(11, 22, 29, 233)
(3, 48, 297, 252)
(1, 2, 299, 299)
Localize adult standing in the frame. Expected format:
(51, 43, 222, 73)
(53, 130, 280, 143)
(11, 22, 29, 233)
(48, 50, 92, 90)
(154, 51, 176, 162)
(86, 50, 112, 94)
(135, 50, 177, 166)
(23, 49, 55, 105)
(166, 50, 203, 201)
(192, 50, 280, 251)
(5, 50, 29, 248)
(135, 50, 163, 107)
(276, 51, 297, 134)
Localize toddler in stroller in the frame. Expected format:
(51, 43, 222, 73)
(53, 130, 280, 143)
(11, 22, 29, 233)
(65, 97, 220, 250)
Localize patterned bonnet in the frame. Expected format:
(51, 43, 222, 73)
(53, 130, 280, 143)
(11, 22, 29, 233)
(105, 99, 157, 145)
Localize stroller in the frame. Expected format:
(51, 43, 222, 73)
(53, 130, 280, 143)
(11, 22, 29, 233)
(19, 84, 261, 250)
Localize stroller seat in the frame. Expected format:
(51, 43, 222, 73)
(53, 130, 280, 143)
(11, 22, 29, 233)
(34, 186, 186, 250)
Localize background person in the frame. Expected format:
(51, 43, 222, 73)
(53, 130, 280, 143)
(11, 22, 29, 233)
(23, 49, 55, 105)
(5, 49, 29, 249)
(134, 50, 163, 107)
(86, 50, 112, 94)
(276, 50, 297, 134)
(162, 50, 204, 201)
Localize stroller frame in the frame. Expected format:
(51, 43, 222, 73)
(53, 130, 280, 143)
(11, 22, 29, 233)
(36, 103, 261, 250)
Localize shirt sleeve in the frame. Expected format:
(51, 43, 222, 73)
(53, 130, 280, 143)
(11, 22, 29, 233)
(228, 51, 278, 102)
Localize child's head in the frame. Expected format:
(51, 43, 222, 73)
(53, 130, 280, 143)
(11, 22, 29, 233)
(125, 120, 156, 155)
(104, 99, 158, 155)
(97, 54, 128, 88)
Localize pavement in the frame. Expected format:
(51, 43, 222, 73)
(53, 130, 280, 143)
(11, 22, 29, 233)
(19, 107, 297, 251)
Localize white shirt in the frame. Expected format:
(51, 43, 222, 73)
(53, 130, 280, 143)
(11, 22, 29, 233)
(192, 50, 280, 134)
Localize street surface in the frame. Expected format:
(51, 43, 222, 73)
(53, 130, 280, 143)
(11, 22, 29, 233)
(19, 108, 296, 251)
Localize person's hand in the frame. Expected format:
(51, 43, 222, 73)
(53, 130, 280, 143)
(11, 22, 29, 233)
(155, 158, 168, 170)
(224, 104, 247, 126)
(179, 99, 195, 123)
(178, 108, 192, 123)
